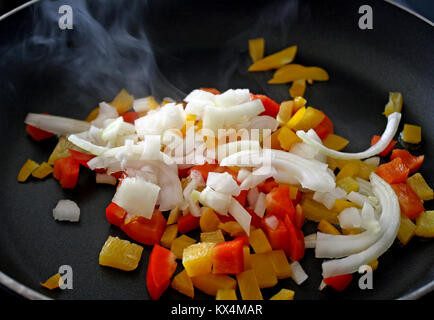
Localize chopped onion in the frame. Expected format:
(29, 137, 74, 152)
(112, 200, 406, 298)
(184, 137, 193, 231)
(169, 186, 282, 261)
(101, 117, 136, 145)
(237, 168, 251, 183)
(290, 261, 308, 285)
(183, 170, 205, 217)
(239, 166, 276, 190)
(149, 161, 183, 211)
(254, 192, 266, 218)
(91, 102, 118, 128)
(53, 199, 80, 222)
(228, 198, 252, 236)
(25, 113, 90, 135)
(313, 187, 346, 210)
(356, 177, 374, 197)
(184, 100, 209, 120)
(364, 156, 380, 167)
(264, 215, 279, 230)
(206, 172, 241, 196)
(247, 187, 259, 208)
(68, 132, 109, 156)
(338, 207, 362, 229)
(202, 105, 226, 134)
(199, 186, 232, 215)
(184, 89, 216, 103)
(141, 135, 163, 160)
(234, 115, 278, 131)
(346, 191, 370, 207)
(95, 173, 117, 185)
(135, 103, 185, 137)
(217, 140, 261, 163)
(296, 112, 401, 159)
(215, 89, 251, 108)
(304, 234, 317, 249)
(223, 100, 265, 126)
(133, 97, 158, 113)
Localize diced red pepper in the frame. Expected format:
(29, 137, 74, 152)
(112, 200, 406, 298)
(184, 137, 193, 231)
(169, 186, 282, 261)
(245, 207, 263, 229)
(371, 135, 396, 157)
(111, 171, 125, 180)
(390, 183, 424, 219)
(218, 215, 236, 223)
(68, 148, 95, 168)
(26, 124, 54, 141)
(324, 274, 353, 292)
(178, 167, 190, 179)
(257, 178, 279, 193)
(376, 157, 410, 184)
(262, 214, 291, 252)
(250, 94, 280, 118)
(146, 245, 177, 300)
(390, 149, 424, 174)
(212, 238, 245, 275)
(121, 210, 166, 246)
(177, 213, 200, 234)
(200, 87, 221, 95)
(187, 162, 219, 181)
(265, 186, 296, 222)
(233, 236, 249, 247)
(53, 156, 80, 189)
(294, 204, 305, 229)
(283, 215, 305, 261)
(122, 111, 140, 124)
(105, 202, 126, 227)
(313, 112, 334, 140)
(233, 190, 248, 206)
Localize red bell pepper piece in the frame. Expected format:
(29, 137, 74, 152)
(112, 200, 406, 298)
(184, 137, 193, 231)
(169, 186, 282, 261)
(376, 157, 410, 184)
(178, 167, 190, 179)
(212, 238, 245, 275)
(233, 190, 248, 206)
(371, 135, 396, 157)
(177, 213, 200, 234)
(390, 183, 424, 219)
(283, 215, 305, 261)
(187, 162, 219, 181)
(313, 112, 334, 140)
(257, 178, 279, 193)
(105, 202, 126, 227)
(26, 124, 54, 141)
(68, 148, 95, 168)
(122, 111, 140, 124)
(265, 186, 296, 221)
(200, 87, 221, 95)
(53, 156, 80, 189)
(233, 235, 249, 247)
(146, 245, 177, 300)
(250, 94, 280, 118)
(262, 214, 290, 251)
(294, 204, 305, 229)
(390, 149, 424, 174)
(245, 207, 263, 229)
(111, 171, 125, 180)
(324, 274, 353, 292)
(121, 210, 166, 246)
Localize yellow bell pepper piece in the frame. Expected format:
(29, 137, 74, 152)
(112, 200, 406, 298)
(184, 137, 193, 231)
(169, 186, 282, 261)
(270, 128, 283, 150)
(248, 45, 297, 71)
(301, 197, 339, 224)
(415, 211, 434, 238)
(336, 176, 359, 193)
(110, 88, 134, 114)
(322, 134, 349, 151)
(171, 269, 194, 298)
(289, 79, 306, 98)
(167, 207, 181, 225)
(200, 208, 221, 232)
(236, 269, 263, 300)
(293, 96, 307, 110)
(333, 199, 360, 213)
(192, 273, 237, 296)
(48, 136, 84, 165)
(288, 106, 325, 132)
(336, 161, 360, 180)
(383, 92, 403, 117)
(402, 124, 421, 144)
(17, 159, 39, 182)
(342, 228, 362, 235)
(270, 288, 295, 300)
(266, 250, 292, 280)
(276, 101, 294, 125)
(269, 64, 329, 84)
(243, 246, 252, 270)
(200, 230, 225, 244)
(181, 114, 197, 136)
(85, 107, 99, 122)
(98, 236, 143, 271)
(250, 253, 278, 288)
(218, 221, 246, 237)
(31, 162, 53, 179)
(397, 215, 416, 245)
(161, 224, 178, 249)
(358, 161, 377, 180)
(248, 38, 265, 63)
(216, 289, 237, 300)
(182, 242, 216, 277)
(40, 273, 62, 290)
(249, 229, 272, 254)
(406, 173, 433, 201)
(287, 106, 306, 129)
(318, 219, 341, 235)
(368, 259, 379, 271)
(277, 127, 302, 151)
(327, 157, 339, 171)
(171, 235, 197, 259)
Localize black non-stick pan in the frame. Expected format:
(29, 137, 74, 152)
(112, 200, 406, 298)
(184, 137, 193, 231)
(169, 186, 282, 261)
(0, 0, 433, 300)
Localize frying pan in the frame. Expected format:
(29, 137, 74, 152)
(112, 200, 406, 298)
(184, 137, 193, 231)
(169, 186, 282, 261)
(0, 0, 433, 300)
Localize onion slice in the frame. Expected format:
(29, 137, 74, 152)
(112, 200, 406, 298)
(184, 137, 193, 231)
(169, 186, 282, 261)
(25, 113, 90, 135)
(228, 198, 252, 236)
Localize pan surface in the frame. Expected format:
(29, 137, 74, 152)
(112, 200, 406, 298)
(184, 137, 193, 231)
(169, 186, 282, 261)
(0, 0, 433, 300)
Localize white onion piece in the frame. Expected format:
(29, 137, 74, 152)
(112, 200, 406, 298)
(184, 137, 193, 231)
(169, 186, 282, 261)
(199, 186, 232, 215)
(228, 198, 252, 236)
(141, 135, 162, 160)
(184, 100, 209, 120)
(217, 140, 261, 163)
(133, 97, 158, 113)
(296, 112, 401, 159)
(184, 89, 216, 103)
(254, 192, 266, 218)
(237, 168, 251, 183)
(53, 200, 80, 222)
(223, 100, 265, 126)
(356, 177, 374, 197)
(304, 234, 317, 249)
(321, 173, 400, 278)
(338, 207, 362, 229)
(68, 133, 108, 156)
(135, 103, 185, 137)
(264, 215, 279, 230)
(313, 187, 346, 210)
(95, 173, 117, 185)
(183, 170, 205, 217)
(235, 116, 278, 131)
(101, 117, 136, 144)
(364, 156, 380, 167)
(346, 191, 370, 207)
(202, 105, 226, 134)
(291, 261, 308, 285)
(247, 187, 259, 208)
(206, 172, 241, 196)
(25, 113, 90, 135)
(91, 102, 118, 128)
(150, 161, 183, 211)
(239, 166, 275, 190)
(214, 89, 250, 108)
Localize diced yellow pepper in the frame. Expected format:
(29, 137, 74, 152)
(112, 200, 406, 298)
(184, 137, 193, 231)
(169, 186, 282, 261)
(172, 269, 194, 298)
(286, 106, 306, 130)
(333, 199, 359, 213)
(368, 259, 379, 271)
(289, 79, 306, 98)
(336, 161, 360, 180)
(192, 273, 237, 296)
(243, 246, 252, 270)
(161, 224, 178, 249)
(342, 228, 362, 235)
(277, 127, 302, 151)
(17, 159, 39, 182)
(277, 101, 294, 125)
(301, 197, 339, 224)
(48, 136, 83, 165)
(407, 173, 433, 201)
(167, 207, 181, 225)
(318, 219, 341, 235)
(293, 96, 307, 110)
(336, 176, 359, 193)
(110, 88, 134, 114)
(248, 38, 265, 63)
(85, 107, 99, 122)
(397, 215, 417, 245)
(181, 114, 197, 136)
(383, 92, 403, 117)
(182, 242, 216, 277)
(327, 157, 339, 171)
(270, 128, 283, 150)
(322, 134, 349, 151)
(249, 229, 272, 254)
(358, 161, 377, 180)
(200, 208, 221, 232)
(415, 211, 434, 238)
(218, 221, 246, 237)
(31, 162, 53, 179)
(98, 236, 143, 271)
(266, 250, 292, 280)
(171, 235, 197, 259)
(289, 186, 299, 201)
(40, 273, 62, 290)
(236, 269, 263, 300)
(250, 253, 278, 288)
(270, 288, 295, 300)
(269, 64, 329, 84)
(200, 230, 225, 244)
(248, 45, 297, 71)
(216, 289, 237, 300)
(402, 124, 421, 144)
(290, 107, 325, 132)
